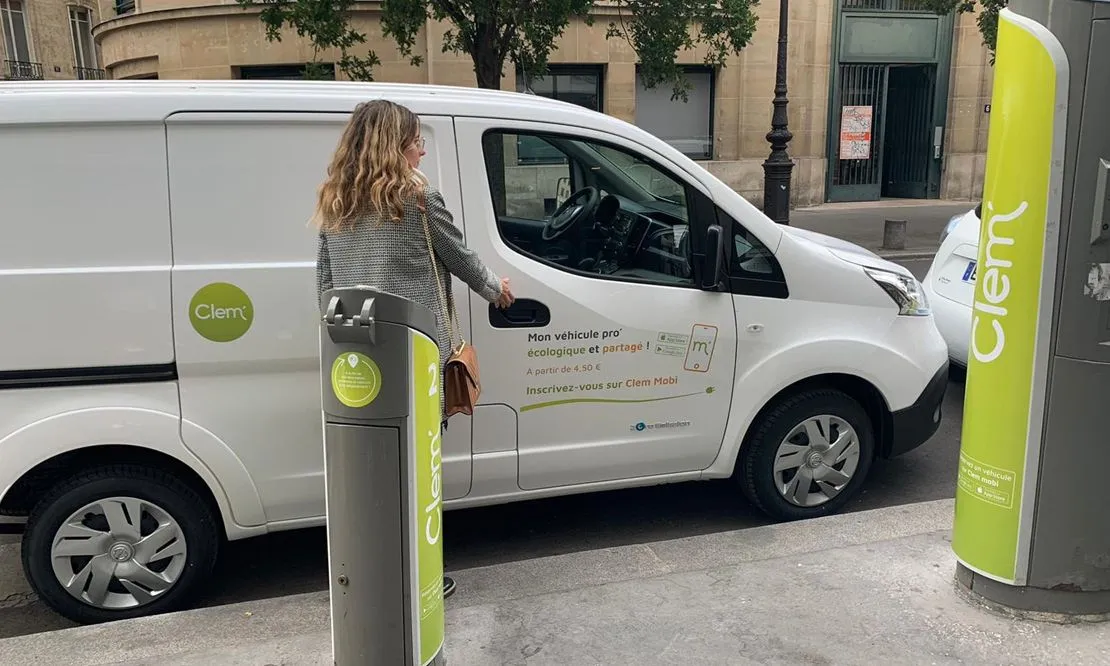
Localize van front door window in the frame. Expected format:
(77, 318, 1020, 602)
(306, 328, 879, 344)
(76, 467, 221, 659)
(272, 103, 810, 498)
(483, 131, 694, 287)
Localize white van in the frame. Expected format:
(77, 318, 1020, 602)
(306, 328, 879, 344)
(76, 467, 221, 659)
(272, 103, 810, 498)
(0, 81, 949, 624)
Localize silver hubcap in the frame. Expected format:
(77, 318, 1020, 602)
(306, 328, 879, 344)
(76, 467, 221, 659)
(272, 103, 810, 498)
(50, 497, 188, 610)
(773, 414, 861, 508)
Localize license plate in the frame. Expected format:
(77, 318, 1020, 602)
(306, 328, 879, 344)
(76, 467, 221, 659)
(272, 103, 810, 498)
(961, 260, 977, 283)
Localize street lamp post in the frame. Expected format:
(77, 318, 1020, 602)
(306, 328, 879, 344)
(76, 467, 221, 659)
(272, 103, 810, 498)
(762, 0, 794, 225)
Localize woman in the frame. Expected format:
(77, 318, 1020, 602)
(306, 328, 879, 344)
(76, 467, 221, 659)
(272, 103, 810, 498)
(314, 99, 514, 599)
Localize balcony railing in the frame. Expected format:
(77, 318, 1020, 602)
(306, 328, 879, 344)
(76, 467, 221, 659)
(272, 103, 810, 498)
(76, 66, 107, 80)
(4, 60, 44, 80)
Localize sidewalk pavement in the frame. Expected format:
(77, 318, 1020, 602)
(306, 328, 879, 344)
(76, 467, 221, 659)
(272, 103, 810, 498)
(790, 199, 975, 260)
(4, 497, 1107, 666)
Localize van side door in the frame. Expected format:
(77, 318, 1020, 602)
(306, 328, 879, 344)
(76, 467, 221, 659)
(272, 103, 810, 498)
(453, 118, 738, 491)
(164, 112, 473, 527)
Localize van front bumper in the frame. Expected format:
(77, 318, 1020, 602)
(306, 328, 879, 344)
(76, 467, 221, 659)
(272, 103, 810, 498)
(883, 360, 949, 458)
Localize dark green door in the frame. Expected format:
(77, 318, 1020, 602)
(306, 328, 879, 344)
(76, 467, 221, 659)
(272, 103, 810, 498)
(825, 0, 955, 202)
(881, 64, 938, 198)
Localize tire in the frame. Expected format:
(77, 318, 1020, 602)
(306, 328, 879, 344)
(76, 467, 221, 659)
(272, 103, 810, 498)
(738, 389, 875, 522)
(21, 464, 220, 624)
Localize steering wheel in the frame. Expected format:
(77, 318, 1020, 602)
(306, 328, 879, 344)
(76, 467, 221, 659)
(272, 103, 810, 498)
(542, 186, 601, 241)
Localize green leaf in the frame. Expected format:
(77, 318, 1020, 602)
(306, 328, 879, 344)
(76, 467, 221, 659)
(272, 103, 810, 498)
(235, 0, 381, 80)
(609, 0, 759, 101)
(918, 0, 1006, 62)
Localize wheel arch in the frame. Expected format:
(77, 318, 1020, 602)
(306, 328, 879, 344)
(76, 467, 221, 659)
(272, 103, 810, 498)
(709, 370, 895, 480)
(1, 444, 228, 540)
(738, 373, 894, 462)
(0, 405, 266, 536)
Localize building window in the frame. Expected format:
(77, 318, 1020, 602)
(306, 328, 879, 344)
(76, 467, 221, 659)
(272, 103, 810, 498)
(238, 63, 335, 80)
(1, 0, 31, 63)
(515, 65, 605, 165)
(69, 7, 97, 71)
(517, 65, 604, 111)
(114, 0, 134, 15)
(635, 66, 715, 160)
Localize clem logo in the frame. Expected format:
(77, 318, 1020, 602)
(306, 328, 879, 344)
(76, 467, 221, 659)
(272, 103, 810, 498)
(970, 200, 1025, 364)
(189, 282, 254, 342)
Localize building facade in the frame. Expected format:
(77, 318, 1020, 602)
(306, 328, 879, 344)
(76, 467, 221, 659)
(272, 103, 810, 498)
(0, 0, 104, 80)
(11, 0, 993, 207)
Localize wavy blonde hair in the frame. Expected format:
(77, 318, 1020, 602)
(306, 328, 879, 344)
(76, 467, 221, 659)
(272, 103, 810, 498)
(312, 99, 428, 232)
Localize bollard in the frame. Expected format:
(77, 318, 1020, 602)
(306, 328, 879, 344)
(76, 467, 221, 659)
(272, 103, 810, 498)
(320, 286, 446, 666)
(882, 219, 907, 251)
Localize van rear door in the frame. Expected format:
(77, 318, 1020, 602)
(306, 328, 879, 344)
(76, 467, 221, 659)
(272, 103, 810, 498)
(0, 120, 176, 381)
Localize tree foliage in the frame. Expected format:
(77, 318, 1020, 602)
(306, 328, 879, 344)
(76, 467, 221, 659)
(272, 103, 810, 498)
(236, 0, 382, 80)
(919, 0, 1008, 63)
(378, 0, 596, 89)
(609, 0, 758, 99)
(236, 0, 760, 97)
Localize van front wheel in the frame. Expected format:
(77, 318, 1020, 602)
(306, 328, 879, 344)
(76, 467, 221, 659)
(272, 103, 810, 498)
(738, 389, 875, 521)
(21, 464, 220, 624)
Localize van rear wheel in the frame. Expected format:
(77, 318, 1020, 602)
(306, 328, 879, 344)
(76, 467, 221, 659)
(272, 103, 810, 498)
(738, 389, 875, 521)
(21, 464, 220, 624)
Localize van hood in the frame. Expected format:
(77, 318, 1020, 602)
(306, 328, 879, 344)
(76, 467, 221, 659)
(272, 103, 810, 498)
(782, 226, 913, 277)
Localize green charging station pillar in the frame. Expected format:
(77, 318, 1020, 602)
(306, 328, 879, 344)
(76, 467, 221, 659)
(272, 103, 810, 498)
(954, 0, 1110, 616)
(320, 286, 447, 664)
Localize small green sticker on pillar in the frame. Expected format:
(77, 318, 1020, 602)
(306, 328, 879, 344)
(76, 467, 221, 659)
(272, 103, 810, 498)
(331, 352, 383, 408)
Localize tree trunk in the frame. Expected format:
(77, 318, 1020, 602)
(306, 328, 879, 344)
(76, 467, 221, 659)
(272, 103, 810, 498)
(471, 25, 507, 216)
(472, 23, 501, 90)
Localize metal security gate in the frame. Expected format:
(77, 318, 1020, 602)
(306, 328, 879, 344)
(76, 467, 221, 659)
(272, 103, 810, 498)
(841, 0, 931, 9)
(883, 64, 938, 198)
(826, 0, 955, 202)
(829, 64, 888, 202)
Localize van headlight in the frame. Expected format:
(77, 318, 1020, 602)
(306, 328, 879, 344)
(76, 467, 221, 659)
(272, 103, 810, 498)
(864, 267, 931, 316)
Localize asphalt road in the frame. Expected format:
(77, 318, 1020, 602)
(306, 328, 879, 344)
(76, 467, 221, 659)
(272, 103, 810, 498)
(0, 259, 957, 639)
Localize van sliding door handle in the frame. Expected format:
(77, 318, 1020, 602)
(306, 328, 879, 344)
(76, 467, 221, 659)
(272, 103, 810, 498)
(488, 299, 551, 328)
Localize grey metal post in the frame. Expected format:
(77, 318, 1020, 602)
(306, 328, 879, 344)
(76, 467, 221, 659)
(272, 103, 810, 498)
(953, 0, 1110, 618)
(320, 286, 447, 665)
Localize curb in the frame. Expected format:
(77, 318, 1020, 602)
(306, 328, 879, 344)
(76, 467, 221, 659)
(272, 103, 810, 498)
(793, 199, 975, 212)
(875, 250, 937, 261)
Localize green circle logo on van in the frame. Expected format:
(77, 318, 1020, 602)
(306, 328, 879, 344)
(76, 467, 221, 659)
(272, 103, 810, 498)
(189, 282, 254, 342)
(331, 352, 383, 408)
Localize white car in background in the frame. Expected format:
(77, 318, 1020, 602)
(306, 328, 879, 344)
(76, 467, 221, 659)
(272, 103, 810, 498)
(921, 203, 982, 371)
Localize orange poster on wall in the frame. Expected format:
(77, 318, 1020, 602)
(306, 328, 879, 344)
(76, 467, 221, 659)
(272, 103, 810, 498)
(839, 105, 873, 160)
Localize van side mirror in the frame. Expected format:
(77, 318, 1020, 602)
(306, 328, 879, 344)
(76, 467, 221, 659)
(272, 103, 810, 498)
(555, 177, 571, 208)
(702, 224, 725, 290)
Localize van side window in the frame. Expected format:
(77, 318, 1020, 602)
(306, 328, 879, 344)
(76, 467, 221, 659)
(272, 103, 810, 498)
(719, 209, 789, 298)
(480, 130, 696, 288)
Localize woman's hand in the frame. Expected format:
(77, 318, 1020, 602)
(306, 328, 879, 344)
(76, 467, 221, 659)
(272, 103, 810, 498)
(496, 277, 515, 309)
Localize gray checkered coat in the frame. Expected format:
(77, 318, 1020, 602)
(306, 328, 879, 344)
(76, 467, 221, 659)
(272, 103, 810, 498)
(316, 184, 502, 413)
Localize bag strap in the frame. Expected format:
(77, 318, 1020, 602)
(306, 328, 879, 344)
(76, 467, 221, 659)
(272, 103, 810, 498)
(419, 189, 463, 353)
